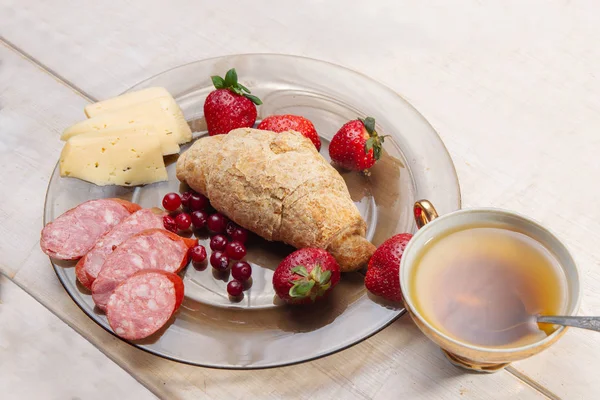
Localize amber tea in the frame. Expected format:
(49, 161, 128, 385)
(410, 224, 567, 348)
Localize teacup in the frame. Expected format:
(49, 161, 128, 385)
(399, 200, 582, 372)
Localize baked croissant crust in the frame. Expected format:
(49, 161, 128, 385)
(176, 128, 375, 271)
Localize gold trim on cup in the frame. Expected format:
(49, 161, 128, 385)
(414, 199, 439, 228)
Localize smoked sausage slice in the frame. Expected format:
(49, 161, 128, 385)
(106, 270, 184, 340)
(40, 198, 140, 260)
(92, 229, 196, 311)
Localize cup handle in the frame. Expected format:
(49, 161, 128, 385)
(414, 200, 439, 229)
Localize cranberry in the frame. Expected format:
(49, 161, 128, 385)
(230, 226, 248, 243)
(191, 210, 209, 230)
(180, 191, 194, 208)
(189, 245, 207, 263)
(162, 192, 181, 211)
(210, 250, 229, 271)
(210, 234, 228, 251)
(225, 241, 246, 260)
(189, 193, 209, 211)
(231, 261, 252, 282)
(225, 221, 238, 237)
(227, 280, 244, 297)
(207, 213, 228, 233)
(175, 213, 192, 231)
(163, 215, 177, 233)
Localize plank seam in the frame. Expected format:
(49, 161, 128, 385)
(506, 366, 561, 400)
(0, 35, 98, 102)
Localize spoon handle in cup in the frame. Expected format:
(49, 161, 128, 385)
(538, 316, 600, 332)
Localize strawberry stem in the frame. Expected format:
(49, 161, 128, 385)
(359, 116, 385, 161)
(210, 68, 263, 105)
(288, 264, 333, 300)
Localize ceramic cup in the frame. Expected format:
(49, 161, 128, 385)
(399, 200, 582, 372)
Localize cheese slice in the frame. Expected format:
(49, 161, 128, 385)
(60, 124, 179, 156)
(62, 96, 193, 144)
(60, 130, 168, 186)
(84, 87, 171, 118)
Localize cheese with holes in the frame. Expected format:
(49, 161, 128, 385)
(60, 124, 179, 156)
(62, 96, 192, 144)
(60, 131, 168, 186)
(84, 87, 171, 118)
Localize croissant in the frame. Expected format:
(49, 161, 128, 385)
(176, 128, 376, 271)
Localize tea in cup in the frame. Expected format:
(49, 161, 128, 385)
(400, 200, 581, 372)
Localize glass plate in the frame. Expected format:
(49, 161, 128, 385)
(45, 54, 460, 369)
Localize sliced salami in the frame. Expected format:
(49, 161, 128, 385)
(40, 198, 140, 260)
(106, 270, 184, 340)
(92, 229, 197, 311)
(75, 208, 165, 289)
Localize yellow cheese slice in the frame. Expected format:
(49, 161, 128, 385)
(60, 130, 168, 186)
(62, 96, 193, 145)
(60, 124, 179, 156)
(84, 87, 171, 118)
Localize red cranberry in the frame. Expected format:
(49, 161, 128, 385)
(230, 226, 248, 243)
(189, 245, 207, 263)
(225, 221, 238, 237)
(207, 213, 228, 233)
(210, 250, 229, 271)
(189, 193, 209, 211)
(162, 192, 181, 211)
(231, 261, 252, 282)
(227, 280, 244, 297)
(163, 215, 177, 233)
(191, 210, 209, 230)
(225, 241, 246, 260)
(210, 234, 228, 251)
(175, 213, 192, 231)
(180, 191, 194, 208)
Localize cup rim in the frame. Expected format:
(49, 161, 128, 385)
(400, 207, 582, 354)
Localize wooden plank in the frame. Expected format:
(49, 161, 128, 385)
(13, 249, 546, 400)
(0, 43, 89, 277)
(0, 274, 156, 400)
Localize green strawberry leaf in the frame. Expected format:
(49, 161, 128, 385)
(373, 141, 383, 160)
(291, 265, 309, 278)
(310, 265, 322, 282)
(244, 94, 263, 105)
(289, 280, 315, 298)
(365, 137, 375, 153)
(362, 117, 376, 135)
(319, 270, 332, 286)
(238, 83, 251, 93)
(230, 86, 244, 96)
(211, 76, 225, 89)
(224, 68, 238, 87)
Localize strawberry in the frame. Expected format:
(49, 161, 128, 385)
(329, 117, 386, 171)
(365, 233, 413, 302)
(257, 115, 321, 151)
(204, 68, 262, 136)
(273, 248, 341, 304)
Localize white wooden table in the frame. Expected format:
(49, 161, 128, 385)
(1, 1, 599, 399)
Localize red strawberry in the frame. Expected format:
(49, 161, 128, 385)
(273, 248, 341, 304)
(365, 233, 413, 302)
(257, 115, 321, 151)
(329, 117, 386, 171)
(204, 68, 262, 136)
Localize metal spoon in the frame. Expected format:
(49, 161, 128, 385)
(483, 294, 600, 334)
(537, 315, 600, 332)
